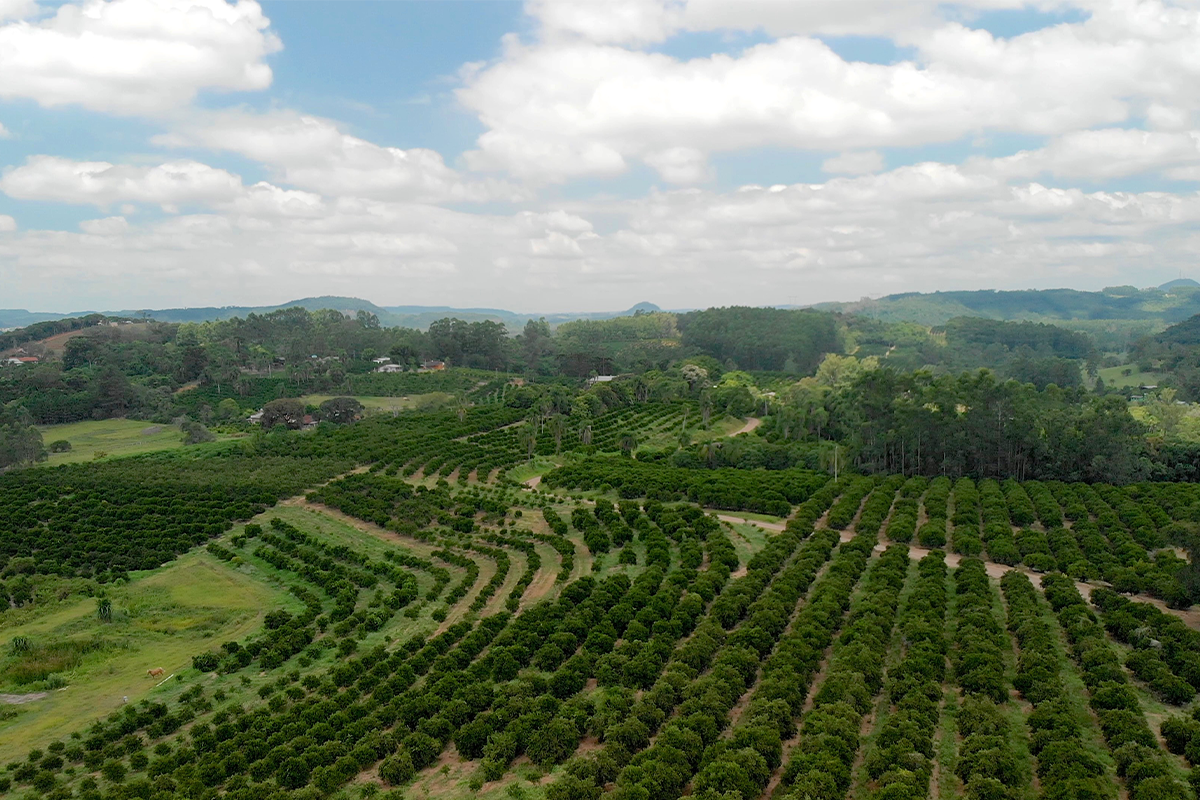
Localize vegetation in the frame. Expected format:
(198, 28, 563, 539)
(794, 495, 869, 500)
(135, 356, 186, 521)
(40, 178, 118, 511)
(6, 297, 1200, 800)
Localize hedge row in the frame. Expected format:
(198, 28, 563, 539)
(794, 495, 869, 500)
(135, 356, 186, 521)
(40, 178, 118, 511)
(1041, 574, 1191, 800)
(950, 478, 983, 556)
(860, 550, 949, 800)
(1001, 570, 1114, 800)
(884, 476, 927, 543)
(950, 559, 1028, 799)
(551, 527, 838, 800)
(778, 543, 911, 800)
(918, 477, 951, 548)
(854, 475, 906, 536)
(691, 530, 880, 800)
(978, 479, 1020, 565)
(1091, 588, 1198, 705)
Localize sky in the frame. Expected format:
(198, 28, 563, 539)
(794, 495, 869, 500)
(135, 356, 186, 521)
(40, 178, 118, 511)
(2, 0, 1200, 313)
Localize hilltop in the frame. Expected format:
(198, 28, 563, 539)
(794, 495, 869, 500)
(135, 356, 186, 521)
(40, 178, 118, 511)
(0, 298, 665, 332)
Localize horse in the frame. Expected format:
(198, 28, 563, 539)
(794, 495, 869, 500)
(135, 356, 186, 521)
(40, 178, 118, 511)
(147, 667, 165, 677)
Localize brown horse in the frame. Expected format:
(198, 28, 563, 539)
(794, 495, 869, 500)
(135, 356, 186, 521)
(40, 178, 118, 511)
(147, 667, 165, 678)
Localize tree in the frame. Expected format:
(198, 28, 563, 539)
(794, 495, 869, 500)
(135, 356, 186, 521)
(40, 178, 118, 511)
(548, 415, 568, 453)
(97, 596, 112, 622)
(181, 420, 216, 445)
(517, 422, 538, 462)
(317, 397, 364, 425)
(261, 398, 306, 430)
(527, 718, 579, 766)
(618, 431, 638, 456)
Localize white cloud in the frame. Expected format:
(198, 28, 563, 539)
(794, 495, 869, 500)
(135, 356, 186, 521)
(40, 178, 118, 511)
(4, 155, 1200, 312)
(0, 0, 280, 115)
(823, 150, 886, 175)
(157, 111, 527, 202)
(0, 122, 11, 139)
(525, 0, 1035, 44)
(0, 0, 37, 21)
(462, 2, 1200, 183)
(80, 216, 129, 235)
(978, 129, 1200, 180)
(1, 156, 245, 208)
(0, 215, 16, 232)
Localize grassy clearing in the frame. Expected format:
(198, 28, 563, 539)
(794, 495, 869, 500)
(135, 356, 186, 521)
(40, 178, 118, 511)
(1098, 365, 1165, 389)
(299, 393, 455, 414)
(36, 418, 235, 464)
(0, 550, 295, 761)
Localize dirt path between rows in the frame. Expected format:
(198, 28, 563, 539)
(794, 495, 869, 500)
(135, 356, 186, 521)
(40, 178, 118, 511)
(717, 514, 786, 532)
(0, 693, 47, 705)
(280, 497, 466, 566)
(730, 417, 762, 436)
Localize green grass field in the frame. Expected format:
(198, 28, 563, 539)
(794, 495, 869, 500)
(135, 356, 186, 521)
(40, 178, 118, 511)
(1098, 364, 1166, 389)
(0, 550, 297, 761)
(36, 419, 233, 464)
(300, 393, 455, 414)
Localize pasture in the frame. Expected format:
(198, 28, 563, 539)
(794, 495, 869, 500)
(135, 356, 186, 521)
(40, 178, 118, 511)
(1098, 363, 1167, 389)
(36, 419, 219, 464)
(0, 550, 295, 762)
(300, 392, 456, 414)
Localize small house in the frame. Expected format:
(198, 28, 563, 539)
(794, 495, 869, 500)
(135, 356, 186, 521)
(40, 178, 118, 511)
(375, 364, 404, 373)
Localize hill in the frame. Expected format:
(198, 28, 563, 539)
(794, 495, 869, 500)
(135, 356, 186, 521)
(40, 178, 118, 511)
(1160, 278, 1200, 290)
(814, 286, 1200, 326)
(3, 298, 665, 331)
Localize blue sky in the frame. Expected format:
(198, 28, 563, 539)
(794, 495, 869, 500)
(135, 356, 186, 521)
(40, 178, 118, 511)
(1, 0, 1198, 312)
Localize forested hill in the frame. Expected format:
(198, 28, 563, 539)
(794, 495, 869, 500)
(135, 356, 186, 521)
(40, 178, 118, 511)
(814, 284, 1200, 326)
(0, 298, 665, 331)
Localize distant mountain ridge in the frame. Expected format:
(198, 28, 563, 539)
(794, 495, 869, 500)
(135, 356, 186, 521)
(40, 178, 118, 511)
(0, 297, 665, 331)
(812, 283, 1200, 327)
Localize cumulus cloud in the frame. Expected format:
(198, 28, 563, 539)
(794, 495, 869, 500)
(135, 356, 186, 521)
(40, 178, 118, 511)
(0, 215, 16, 232)
(0, 0, 37, 21)
(0, 122, 11, 139)
(461, 1, 1200, 183)
(1, 156, 245, 209)
(978, 129, 1200, 181)
(3, 154, 1200, 311)
(157, 111, 528, 202)
(823, 150, 886, 175)
(525, 0, 1035, 44)
(79, 216, 129, 235)
(0, 0, 280, 115)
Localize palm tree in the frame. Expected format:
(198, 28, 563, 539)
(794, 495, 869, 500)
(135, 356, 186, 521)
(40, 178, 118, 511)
(97, 596, 112, 623)
(618, 431, 638, 457)
(579, 423, 593, 446)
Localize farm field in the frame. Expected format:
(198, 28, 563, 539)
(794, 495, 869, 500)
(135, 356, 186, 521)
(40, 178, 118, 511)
(4, 400, 1200, 800)
(299, 393, 456, 414)
(1099, 363, 1167, 389)
(0, 550, 298, 763)
(35, 419, 234, 464)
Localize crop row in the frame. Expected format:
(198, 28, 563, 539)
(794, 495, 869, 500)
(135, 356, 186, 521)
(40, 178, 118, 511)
(543, 459, 830, 516)
(1091, 588, 1199, 705)
(1001, 570, 1115, 799)
(777, 542, 911, 800)
(1041, 574, 1190, 800)
(857, 550, 948, 800)
(949, 559, 1028, 799)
